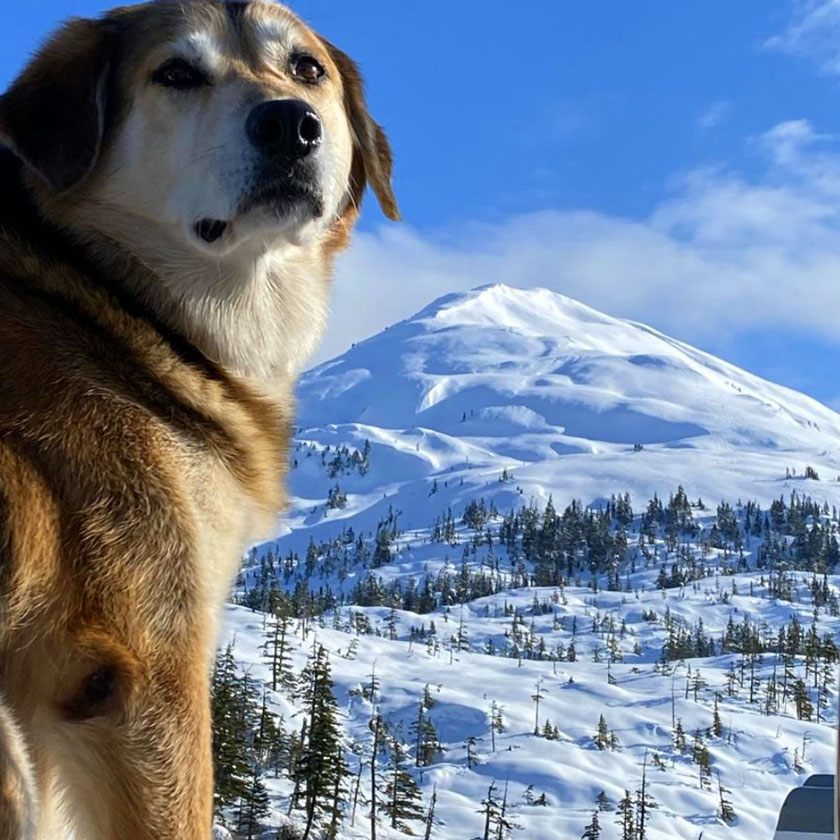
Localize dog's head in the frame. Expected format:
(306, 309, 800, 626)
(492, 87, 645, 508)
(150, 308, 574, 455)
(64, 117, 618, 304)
(0, 0, 398, 256)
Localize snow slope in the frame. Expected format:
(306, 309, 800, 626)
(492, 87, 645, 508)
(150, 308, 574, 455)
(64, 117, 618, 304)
(279, 284, 840, 550)
(219, 286, 840, 839)
(224, 566, 838, 840)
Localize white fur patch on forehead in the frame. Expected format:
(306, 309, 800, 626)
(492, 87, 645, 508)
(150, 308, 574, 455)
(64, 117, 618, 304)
(170, 31, 225, 72)
(252, 14, 303, 62)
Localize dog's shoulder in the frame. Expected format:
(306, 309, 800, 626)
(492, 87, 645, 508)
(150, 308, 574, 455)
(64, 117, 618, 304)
(0, 148, 289, 528)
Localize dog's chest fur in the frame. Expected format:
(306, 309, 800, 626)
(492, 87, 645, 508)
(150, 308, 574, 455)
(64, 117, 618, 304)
(0, 154, 290, 655)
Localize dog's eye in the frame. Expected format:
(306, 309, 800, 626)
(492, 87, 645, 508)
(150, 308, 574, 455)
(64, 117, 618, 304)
(291, 54, 325, 84)
(62, 666, 119, 721)
(152, 58, 210, 90)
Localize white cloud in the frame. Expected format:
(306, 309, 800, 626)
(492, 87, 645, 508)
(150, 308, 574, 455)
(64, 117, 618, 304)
(316, 119, 840, 366)
(698, 100, 730, 130)
(766, 0, 840, 76)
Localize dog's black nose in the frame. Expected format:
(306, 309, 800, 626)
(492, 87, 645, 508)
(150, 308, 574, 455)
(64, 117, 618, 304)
(246, 99, 322, 158)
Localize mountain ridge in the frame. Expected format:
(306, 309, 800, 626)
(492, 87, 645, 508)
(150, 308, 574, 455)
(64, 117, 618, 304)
(287, 284, 840, 549)
(303, 283, 840, 440)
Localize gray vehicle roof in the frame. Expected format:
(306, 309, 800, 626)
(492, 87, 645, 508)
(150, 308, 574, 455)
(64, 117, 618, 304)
(803, 775, 834, 789)
(775, 787, 834, 834)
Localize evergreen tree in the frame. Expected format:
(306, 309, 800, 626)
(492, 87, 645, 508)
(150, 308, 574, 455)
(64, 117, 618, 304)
(480, 781, 501, 840)
(490, 701, 505, 753)
(793, 679, 814, 721)
(465, 735, 478, 769)
(594, 714, 610, 750)
(423, 785, 438, 840)
(532, 678, 547, 735)
(295, 645, 349, 840)
(693, 736, 712, 790)
(369, 712, 387, 840)
(717, 772, 737, 825)
(237, 761, 270, 840)
(581, 810, 601, 839)
(673, 718, 686, 753)
(211, 643, 254, 813)
(635, 756, 657, 839)
(596, 790, 613, 812)
(712, 693, 724, 738)
(253, 693, 288, 777)
(495, 779, 515, 840)
(413, 705, 441, 769)
(383, 738, 425, 832)
(373, 525, 393, 568)
(262, 614, 296, 694)
(690, 669, 706, 702)
(616, 790, 636, 840)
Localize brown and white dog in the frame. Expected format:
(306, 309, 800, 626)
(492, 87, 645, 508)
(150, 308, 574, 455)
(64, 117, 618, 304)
(0, 2, 398, 837)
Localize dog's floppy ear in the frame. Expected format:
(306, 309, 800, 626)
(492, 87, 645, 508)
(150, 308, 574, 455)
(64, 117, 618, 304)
(0, 18, 112, 194)
(322, 39, 400, 221)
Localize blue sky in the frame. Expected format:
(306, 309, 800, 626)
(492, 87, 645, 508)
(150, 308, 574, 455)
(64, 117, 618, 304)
(4, 1, 840, 406)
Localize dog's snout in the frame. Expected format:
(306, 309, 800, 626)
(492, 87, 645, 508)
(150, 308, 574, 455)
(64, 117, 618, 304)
(246, 99, 322, 159)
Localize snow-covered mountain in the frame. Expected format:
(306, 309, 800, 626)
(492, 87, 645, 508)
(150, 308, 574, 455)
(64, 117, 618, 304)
(302, 283, 840, 455)
(216, 286, 840, 840)
(281, 284, 840, 548)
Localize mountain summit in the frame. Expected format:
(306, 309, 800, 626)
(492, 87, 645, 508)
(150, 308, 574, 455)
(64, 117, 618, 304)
(296, 284, 840, 514)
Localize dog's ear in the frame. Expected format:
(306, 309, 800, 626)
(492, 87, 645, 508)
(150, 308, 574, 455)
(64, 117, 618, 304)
(0, 18, 112, 194)
(322, 39, 400, 221)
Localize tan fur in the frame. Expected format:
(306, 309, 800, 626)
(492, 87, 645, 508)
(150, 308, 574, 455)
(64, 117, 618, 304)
(0, 2, 397, 837)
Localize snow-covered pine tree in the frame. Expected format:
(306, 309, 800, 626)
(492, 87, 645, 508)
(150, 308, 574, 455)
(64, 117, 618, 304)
(372, 524, 393, 568)
(635, 755, 657, 839)
(717, 772, 737, 825)
(594, 714, 610, 750)
(423, 784, 438, 840)
(531, 677, 547, 735)
(712, 692, 724, 736)
(383, 737, 425, 832)
(581, 810, 601, 840)
(211, 643, 255, 815)
(490, 701, 505, 753)
(480, 781, 500, 840)
(295, 645, 349, 840)
(673, 718, 686, 753)
(496, 779, 515, 840)
(412, 699, 441, 768)
(369, 711, 388, 840)
(237, 760, 270, 840)
(465, 735, 478, 769)
(793, 678, 814, 720)
(690, 669, 706, 702)
(694, 739, 712, 790)
(616, 790, 635, 840)
(596, 790, 613, 811)
(254, 693, 288, 777)
(262, 613, 296, 694)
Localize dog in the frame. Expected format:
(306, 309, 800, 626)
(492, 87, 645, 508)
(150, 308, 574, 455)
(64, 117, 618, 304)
(0, 1, 398, 837)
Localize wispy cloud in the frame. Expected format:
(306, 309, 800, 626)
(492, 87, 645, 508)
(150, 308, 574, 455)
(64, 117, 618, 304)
(698, 100, 730, 130)
(317, 119, 840, 366)
(766, 0, 840, 76)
